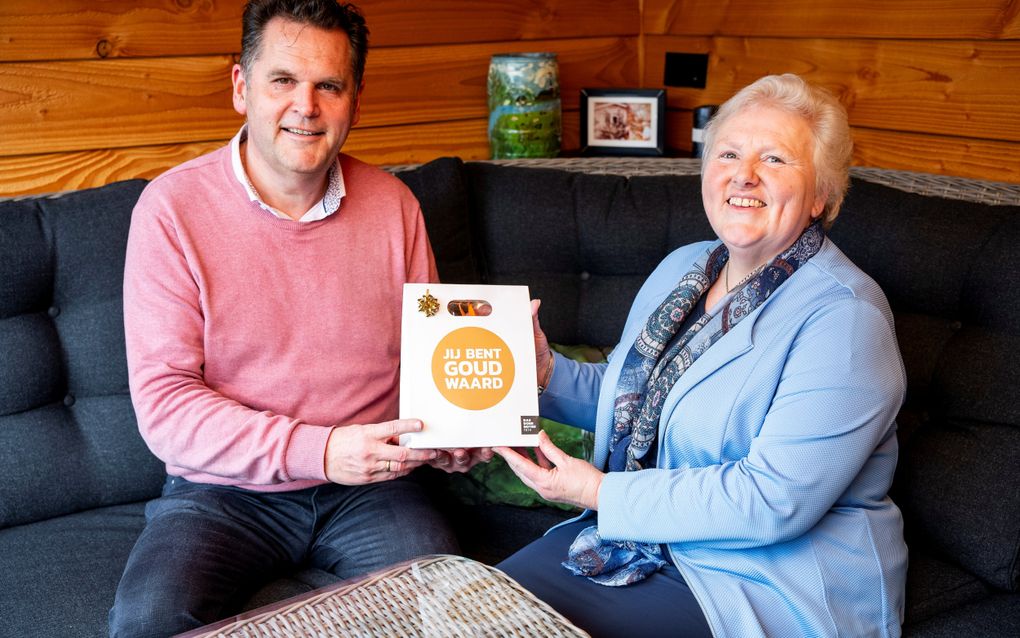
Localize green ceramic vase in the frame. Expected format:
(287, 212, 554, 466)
(487, 53, 561, 159)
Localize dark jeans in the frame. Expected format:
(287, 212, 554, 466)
(497, 519, 713, 638)
(109, 475, 458, 638)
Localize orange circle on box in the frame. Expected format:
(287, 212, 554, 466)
(432, 327, 515, 411)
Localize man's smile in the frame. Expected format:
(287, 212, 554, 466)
(282, 127, 324, 136)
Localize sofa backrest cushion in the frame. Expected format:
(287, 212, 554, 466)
(833, 180, 1020, 592)
(394, 157, 482, 284)
(461, 162, 714, 346)
(0, 180, 165, 528)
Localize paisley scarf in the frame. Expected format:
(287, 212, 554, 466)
(562, 222, 825, 586)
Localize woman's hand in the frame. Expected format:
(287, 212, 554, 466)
(495, 430, 604, 510)
(532, 299, 554, 389)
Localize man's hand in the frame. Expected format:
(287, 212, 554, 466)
(495, 430, 603, 510)
(324, 419, 438, 485)
(429, 447, 495, 473)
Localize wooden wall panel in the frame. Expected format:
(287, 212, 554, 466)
(644, 0, 1020, 40)
(0, 0, 240, 62)
(0, 111, 587, 198)
(3, 0, 1018, 195)
(664, 110, 693, 151)
(0, 110, 587, 197)
(662, 110, 1020, 183)
(1, 37, 635, 158)
(347, 112, 585, 166)
(361, 0, 639, 47)
(0, 141, 228, 197)
(1, 56, 237, 156)
(641, 1, 1020, 182)
(361, 37, 638, 125)
(645, 36, 1020, 142)
(850, 127, 1020, 183)
(0, 0, 640, 195)
(0, 0, 638, 62)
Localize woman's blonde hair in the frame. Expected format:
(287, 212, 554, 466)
(701, 74, 853, 227)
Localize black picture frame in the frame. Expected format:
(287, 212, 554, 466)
(579, 88, 666, 156)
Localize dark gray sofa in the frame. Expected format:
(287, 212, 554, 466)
(2, 157, 1018, 637)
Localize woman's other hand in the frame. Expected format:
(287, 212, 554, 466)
(532, 299, 554, 389)
(495, 430, 603, 510)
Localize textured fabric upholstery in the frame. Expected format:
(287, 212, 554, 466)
(833, 180, 1020, 594)
(395, 157, 482, 285)
(0, 180, 165, 529)
(0, 504, 147, 637)
(905, 595, 1020, 637)
(462, 163, 714, 346)
(904, 552, 991, 626)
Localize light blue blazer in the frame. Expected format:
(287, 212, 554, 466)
(540, 238, 908, 637)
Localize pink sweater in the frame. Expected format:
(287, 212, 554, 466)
(123, 146, 437, 491)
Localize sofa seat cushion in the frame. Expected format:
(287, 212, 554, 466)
(905, 551, 991, 626)
(904, 592, 1020, 637)
(0, 502, 351, 637)
(0, 502, 148, 638)
(901, 421, 1020, 592)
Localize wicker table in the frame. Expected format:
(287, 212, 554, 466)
(175, 554, 589, 638)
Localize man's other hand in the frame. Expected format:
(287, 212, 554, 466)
(428, 447, 495, 474)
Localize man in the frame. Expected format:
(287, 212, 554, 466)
(110, 2, 486, 636)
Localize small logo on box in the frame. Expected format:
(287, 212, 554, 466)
(521, 415, 540, 435)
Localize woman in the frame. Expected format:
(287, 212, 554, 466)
(495, 74, 908, 638)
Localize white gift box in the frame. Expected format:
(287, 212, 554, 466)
(399, 283, 540, 448)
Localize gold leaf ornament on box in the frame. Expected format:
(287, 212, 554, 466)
(417, 289, 439, 317)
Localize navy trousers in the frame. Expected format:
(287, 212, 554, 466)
(497, 519, 713, 638)
(109, 475, 458, 638)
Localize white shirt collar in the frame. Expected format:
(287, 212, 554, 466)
(230, 125, 346, 222)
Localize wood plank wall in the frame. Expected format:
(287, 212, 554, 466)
(644, 0, 1020, 183)
(0, 0, 639, 196)
(2, 0, 1018, 196)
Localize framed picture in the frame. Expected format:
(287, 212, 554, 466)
(579, 88, 666, 156)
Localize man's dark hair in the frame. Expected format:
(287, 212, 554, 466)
(239, 0, 369, 90)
